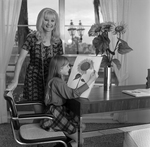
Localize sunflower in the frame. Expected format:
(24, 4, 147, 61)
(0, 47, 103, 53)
(101, 22, 115, 32)
(77, 59, 94, 75)
(112, 22, 127, 35)
(88, 23, 102, 36)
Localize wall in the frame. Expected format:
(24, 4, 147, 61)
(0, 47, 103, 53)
(128, 0, 150, 85)
(126, 0, 150, 123)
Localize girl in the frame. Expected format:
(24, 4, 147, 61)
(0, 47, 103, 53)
(7, 8, 63, 115)
(40, 55, 98, 147)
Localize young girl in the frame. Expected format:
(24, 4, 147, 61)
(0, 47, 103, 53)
(40, 55, 98, 147)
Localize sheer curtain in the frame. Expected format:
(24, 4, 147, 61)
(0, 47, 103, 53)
(100, 0, 131, 86)
(99, 0, 131, 122)
(0, 0, 22, 123)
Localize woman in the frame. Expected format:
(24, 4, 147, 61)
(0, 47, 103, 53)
(41, 55, 98, 147)
(7, 8, 63, 114)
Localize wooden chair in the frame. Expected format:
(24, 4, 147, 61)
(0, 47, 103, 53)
(4, 91, 68, 147)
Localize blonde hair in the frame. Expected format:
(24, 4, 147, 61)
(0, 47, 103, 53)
(36, 8, 60, 43)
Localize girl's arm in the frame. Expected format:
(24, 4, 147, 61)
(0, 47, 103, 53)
(74, 70, 98, 95)
(53, 71, 98, 99)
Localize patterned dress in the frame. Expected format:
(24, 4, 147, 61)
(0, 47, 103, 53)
(22, 33, 63, 102)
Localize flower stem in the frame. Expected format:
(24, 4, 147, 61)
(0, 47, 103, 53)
(110, 38, 120, 62)
(114, 38, 120, 52)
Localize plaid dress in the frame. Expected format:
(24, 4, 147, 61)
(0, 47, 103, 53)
(40, 105, 79, 134)
(22, 33, 63, 102)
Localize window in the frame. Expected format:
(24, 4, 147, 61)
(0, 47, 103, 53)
(64, 0, 96, 54)
(28, 0, 58, 26)
(65, 0, 95, 43)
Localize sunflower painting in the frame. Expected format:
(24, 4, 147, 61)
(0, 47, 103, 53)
(67, 55, 102, 98)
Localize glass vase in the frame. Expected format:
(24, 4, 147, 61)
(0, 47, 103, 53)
(104, 66, 112, 91)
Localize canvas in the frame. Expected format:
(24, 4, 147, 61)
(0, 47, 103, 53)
(67, 55, 102, 98)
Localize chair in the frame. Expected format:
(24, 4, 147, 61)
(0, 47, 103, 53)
(4, 91, 68, 147)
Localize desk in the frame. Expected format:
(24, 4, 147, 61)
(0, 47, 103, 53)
(67, 84, 150, 147)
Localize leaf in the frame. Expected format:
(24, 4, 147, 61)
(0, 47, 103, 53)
(88, 24, 102, 36)
(101, 55, 111, 67)
(93, 34, 110, 55)
(112, 58, 121, 70)
(81, 79, 85, 82)
(73, 73, 81, 80)
(118, 38, 133, 54)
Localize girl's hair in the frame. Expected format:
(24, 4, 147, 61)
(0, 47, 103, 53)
(45, 55, 69, 104)
(36, 8, 60, 43)
(47, 55, 69, 82)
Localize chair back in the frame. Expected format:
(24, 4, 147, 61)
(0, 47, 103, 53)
(4, 91, 20, 130)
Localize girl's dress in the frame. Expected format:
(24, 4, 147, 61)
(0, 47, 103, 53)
(22, 33, 63, 102)
(40, 77, 89, 134)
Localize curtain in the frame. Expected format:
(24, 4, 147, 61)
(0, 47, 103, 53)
(0, 0, 22, 123)
(99, 0, 131, 122)
(100, 0, 131, 86)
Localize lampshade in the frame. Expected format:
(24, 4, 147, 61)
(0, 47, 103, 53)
(77, 20, 85, 37)
(68, 20, 76, 37)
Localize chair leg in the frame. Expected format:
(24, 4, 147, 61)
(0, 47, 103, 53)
(53, 142, 72, 147)
(53, 137, 73, 147)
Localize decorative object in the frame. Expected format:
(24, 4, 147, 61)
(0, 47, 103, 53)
(77, 20, 85, 42)
(88, 22, 133, 90)
(68, 20, 76, 42)
(104, 66, 112, 91)
(88, 22, 133, 69)
(67, 55, 102, 98)
(146, 69, 150, 88)
(68, 20, 85, 54)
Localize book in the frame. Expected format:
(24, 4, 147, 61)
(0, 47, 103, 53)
(122, 88, 150, 97)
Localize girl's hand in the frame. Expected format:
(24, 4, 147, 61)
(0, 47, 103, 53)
(87, 70, 98, 86)
(6, 80, 18, 91)
(90, 70, 98, 81)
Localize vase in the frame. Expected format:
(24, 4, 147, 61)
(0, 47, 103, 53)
(104, 66, 112, 91)
(146, 69, 150, 88)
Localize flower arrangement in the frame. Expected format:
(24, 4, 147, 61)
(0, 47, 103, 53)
(88, 22, 133, 70)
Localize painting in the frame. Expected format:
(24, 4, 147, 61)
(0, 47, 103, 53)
(67, 55, 102, 98)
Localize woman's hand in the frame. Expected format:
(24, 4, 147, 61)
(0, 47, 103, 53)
(6, 80, 18, 91)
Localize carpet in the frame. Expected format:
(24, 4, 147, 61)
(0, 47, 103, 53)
(0, 123, 125, 147)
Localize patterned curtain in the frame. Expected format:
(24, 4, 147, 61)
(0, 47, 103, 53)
(0, 0, 22, 123)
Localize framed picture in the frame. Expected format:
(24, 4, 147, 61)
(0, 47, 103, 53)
(67, 55, 102, 98)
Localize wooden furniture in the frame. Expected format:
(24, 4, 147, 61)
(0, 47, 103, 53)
(66, 84, 150, 147)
